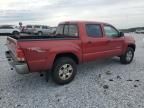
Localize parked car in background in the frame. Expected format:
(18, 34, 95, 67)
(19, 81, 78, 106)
(23, 25, 33, 34)
(23, 25, 51, 36)
(49, 27, 57, 35)
(0, 25, 20, 35)
(135, 29, 144, 34)
(6, 21, 136, 85)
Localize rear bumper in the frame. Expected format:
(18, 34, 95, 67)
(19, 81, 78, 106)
(5, 51, 29, 74)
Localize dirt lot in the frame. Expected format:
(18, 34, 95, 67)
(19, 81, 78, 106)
(0, 33, 144, 108)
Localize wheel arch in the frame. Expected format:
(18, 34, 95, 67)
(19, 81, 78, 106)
(54, 53, 79, 65)
(128, 44, 136, 52)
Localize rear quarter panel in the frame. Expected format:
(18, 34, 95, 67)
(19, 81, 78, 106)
(18, 39, 82, 72)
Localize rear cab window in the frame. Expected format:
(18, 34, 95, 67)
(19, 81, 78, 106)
(86, 24, 103, 38)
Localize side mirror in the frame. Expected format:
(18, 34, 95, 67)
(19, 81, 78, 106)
(119, 32, 124, 37)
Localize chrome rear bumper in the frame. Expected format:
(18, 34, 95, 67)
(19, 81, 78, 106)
(5, 51, 29, 74)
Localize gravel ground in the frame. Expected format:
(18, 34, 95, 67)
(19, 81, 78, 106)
(0, 33, 144, 108)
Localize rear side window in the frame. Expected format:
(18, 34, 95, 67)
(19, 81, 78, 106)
(63, 24, 78, 37)
(69, 25, 78, 36)
(56, 24, 78, 37)
(86, 24, 102, 37)
(64, 25, 69, 35)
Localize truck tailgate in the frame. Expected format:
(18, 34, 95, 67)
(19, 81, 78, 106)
(6, 36, 18, 57)
(5, 36, 30, 74)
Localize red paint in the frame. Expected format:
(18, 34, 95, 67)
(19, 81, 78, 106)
(7, 21, 135, 73)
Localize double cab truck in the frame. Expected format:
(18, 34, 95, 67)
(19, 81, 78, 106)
(6, 21, 136, 85)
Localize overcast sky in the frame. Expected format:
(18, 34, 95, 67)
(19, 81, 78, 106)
(0, 0, 144, 28)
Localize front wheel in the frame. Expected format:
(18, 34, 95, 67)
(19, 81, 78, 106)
(52, 57, 77, 85)
(120, 47, 134, 64)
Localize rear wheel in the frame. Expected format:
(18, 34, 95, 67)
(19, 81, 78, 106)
(120, 47, 134, 64)
(52, 57, 77, 85)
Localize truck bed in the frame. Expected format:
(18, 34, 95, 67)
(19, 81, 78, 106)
(7, 34, 82, 73)
(9, 35, 78, 41)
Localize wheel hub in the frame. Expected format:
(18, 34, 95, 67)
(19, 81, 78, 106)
(126, 50, 133, 61)
(59, 64, 73, 80)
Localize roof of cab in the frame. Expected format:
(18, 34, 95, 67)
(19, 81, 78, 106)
(59, 20, 110, 25)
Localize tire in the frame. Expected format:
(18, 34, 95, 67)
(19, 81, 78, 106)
(38, 31, 43, 36)
(120, 47, 134, 64)
(13, 31, 19, 35)
(52, 57, 77, 85)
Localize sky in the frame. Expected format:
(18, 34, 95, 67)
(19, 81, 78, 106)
(0, 0, 144, 29)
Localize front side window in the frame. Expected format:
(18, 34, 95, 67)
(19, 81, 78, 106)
(86, 24, 102, 37)
(104, 25, 119, 37)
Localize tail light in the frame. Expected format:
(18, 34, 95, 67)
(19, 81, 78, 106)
(16, 48, 25, 62)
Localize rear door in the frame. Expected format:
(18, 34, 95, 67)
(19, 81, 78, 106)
(103, 25, 124, 56)
(83, 24, 111, 62)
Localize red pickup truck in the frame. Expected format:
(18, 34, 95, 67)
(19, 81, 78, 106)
(6, 21, 136, 85)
